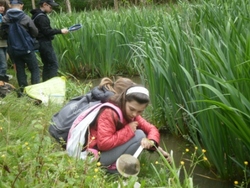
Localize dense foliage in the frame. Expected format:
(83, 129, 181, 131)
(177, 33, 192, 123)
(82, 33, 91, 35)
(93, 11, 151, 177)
(2, 0, 250, 186)
(22, 0, 177, 12)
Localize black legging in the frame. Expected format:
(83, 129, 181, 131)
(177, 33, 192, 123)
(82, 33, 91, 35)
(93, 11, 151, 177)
(39, 40, 58, 81)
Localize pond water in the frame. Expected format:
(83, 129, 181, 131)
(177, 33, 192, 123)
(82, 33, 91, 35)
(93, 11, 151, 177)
(88, 77, 233, 187)
(160, 134, 233, 188)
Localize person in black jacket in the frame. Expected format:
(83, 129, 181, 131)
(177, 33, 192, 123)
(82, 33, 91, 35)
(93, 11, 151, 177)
(30, 0, 69, 82)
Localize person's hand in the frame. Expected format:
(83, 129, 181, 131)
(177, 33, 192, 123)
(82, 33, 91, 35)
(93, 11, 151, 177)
(61, 28, 69, 34)
(158, 146, 172, 163)
(141, 138, 154, 149)
(128, 121, 138, 132)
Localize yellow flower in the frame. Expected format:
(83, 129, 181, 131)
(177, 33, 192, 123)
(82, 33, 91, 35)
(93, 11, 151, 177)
(1, 154, 5, 158)
(180, 161, 185, 165)
(244, 161, 248, 166)
(96, 162, 101, 167)
(27, 147, 30, 150)
(195, 146, 198, 150)
(202, 149, 206, 153)
(25, 142, 29, 146)
(234, 181, 238, 185)
(185, 148, 189, 152)
(0, 127, 2, 131)
(155, 161, 159, 164)
(94, 168, 98, 173)
(203, 157, 207, 161)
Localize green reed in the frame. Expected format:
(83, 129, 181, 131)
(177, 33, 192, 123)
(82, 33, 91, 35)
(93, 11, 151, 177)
(51, 10, 137, 78)
(127, 0, 250, 181)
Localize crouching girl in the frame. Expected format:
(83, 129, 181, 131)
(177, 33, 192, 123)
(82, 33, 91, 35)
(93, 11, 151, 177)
(82, 85, 170, 173)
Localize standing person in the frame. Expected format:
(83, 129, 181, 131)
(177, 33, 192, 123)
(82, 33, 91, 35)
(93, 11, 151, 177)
(0, 0, 10, 82)
(1, 0, 40, 92)
(30, 0, 69, 82)
(69, 85, 171, 173)
(49, 77, 136, 148)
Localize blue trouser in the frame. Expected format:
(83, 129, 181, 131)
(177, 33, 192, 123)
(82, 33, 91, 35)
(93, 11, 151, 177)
(39, 40, 58, 81)
(99, 129, 146, 166)
(0, 47, 7, 76)
(11, 51, 40, 91)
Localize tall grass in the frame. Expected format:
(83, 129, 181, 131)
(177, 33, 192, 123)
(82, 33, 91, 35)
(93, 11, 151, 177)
(50, 10, 137, 78)
(127, 0, 250, 180)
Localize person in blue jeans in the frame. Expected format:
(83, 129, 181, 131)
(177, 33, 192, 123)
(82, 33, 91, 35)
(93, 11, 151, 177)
(30, 0, 69, 82)
(0, 0, 10, 82)
(2, 0, 40, 92)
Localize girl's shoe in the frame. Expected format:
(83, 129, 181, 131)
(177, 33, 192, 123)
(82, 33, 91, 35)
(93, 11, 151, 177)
(87, 148, 99, 160)
(107, 162, 118, 174)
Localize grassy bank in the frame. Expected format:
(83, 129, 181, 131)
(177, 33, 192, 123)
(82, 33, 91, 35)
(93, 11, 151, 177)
(1, 80, 212, 188)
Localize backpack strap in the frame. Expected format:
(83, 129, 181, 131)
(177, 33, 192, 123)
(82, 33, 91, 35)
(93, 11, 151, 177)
(66, 102, 123, 159)
(71, 102, 123, 128)
(32, 13, 45, 23)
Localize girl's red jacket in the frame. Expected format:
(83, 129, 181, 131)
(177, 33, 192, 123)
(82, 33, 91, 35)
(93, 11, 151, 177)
(88, 108, 160, 151)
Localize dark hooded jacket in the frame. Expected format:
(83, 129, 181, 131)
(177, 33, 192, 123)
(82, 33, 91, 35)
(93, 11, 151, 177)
(1, 9, 38, 39)
(49, 86, 114, 146)
(30, 9, 61, 41)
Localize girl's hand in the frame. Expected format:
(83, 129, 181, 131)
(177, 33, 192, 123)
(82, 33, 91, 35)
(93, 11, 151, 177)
(129, 121, 138, 132)
(141, 138, 154, 149)
(158, 146, 172, 163)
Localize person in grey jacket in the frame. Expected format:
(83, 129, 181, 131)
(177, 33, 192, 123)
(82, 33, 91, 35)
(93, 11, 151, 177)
(2, 0, 40, 92)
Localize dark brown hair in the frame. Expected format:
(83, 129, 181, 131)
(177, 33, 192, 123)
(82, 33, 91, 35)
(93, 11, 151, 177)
(109, 85, 150, 122)
(91, 77, 135, 130)
(0, 0, 10, 14)
(98, 77, 135, 94)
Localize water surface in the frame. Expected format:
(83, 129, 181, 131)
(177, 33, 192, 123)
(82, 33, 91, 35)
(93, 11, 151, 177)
(160, 134, 233, 188)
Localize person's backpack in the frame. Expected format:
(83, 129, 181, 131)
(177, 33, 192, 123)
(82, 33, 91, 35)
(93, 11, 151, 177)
(66, 102, 123, 160)
(7, 15, 35, 56)
(48, 87, 114, 146)
(48, 94, 100, 146)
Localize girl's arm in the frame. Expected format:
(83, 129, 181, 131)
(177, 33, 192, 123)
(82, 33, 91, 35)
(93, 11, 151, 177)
(96, 108, 135, 151)
(136, 115, 160, 145)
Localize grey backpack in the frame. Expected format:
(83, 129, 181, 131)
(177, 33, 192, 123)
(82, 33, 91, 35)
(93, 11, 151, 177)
(48, 87, 114, 147)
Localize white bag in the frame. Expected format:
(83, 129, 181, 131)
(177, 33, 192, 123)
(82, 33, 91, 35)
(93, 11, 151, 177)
(66, 102, 123, 160)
